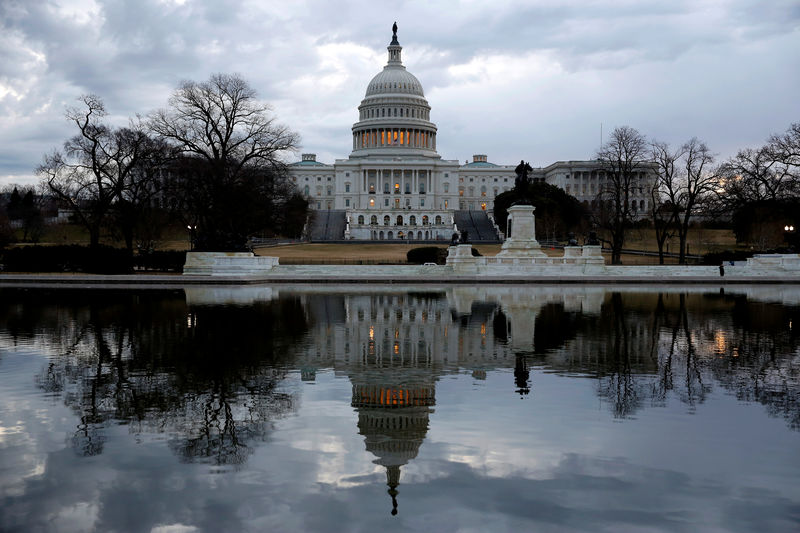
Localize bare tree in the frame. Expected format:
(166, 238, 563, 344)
(675, 138, 716, 263)
(596, 126, 648, 264)
(149, 73, 300, 250)
(37, 96, 162, 251)
(650, 142, 681, 264)
(716, 123, 800, 210)
(651, 139, 716, 263)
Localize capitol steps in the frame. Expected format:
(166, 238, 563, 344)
(309, 210, 347, 241)
(453, 211, 502, 243)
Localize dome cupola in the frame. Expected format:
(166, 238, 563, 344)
(351, 23, 439, 159)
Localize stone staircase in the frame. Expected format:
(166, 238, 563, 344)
(453, 210, 502, 243)
(309, 210, 347, 241)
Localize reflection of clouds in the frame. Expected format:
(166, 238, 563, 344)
(1, 367, 798, 532)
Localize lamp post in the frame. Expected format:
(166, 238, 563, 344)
(187, 225, 197, 251)
(783, 224, 795, 250)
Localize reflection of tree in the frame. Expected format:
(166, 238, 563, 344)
(509, 291, 800, 429)
(596, 293, 645, 418)
(0, 289, 307, 465)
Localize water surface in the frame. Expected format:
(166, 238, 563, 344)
(0, 285, 798, 532)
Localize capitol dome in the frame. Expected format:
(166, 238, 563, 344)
(365, 68, 424, 97)
(351, 23, 438, 158)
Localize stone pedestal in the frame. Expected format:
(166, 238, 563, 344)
(446, 244, 478, 272)
(183, 252, 279, 276)
(496, 204, 546, 258)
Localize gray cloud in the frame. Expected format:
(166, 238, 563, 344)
(1, 0, 798, 186)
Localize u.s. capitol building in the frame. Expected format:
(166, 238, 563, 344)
(289, 25, 654, 241)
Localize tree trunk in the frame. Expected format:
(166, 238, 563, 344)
(89, 224, 101, 249)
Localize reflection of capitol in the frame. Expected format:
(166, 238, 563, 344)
(285, 286, 609, 515)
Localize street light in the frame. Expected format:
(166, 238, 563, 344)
(783, 224, 796, 250)
(187, 225, 197, 251)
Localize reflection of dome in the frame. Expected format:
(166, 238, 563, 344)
(352, 380, 435, 516)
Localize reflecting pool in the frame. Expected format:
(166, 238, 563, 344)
(0, 285, 799, 532)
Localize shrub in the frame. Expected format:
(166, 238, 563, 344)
(407, 246, 448, 264)
(0, 245, 133, 274)
(134, 251, 187, 272)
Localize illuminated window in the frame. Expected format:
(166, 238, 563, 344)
(369, 198, 375, 206)
(395, 183, 400, 193)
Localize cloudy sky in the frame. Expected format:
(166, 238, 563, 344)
(1, 0, 798, 187)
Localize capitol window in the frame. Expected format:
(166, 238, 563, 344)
(358, 215, 364, 224)
(384, 215, 390, 225)
(443, 183, 449, 192)
(345, 199, 350, 207)
(369, 198, 375, 206)
(345, 183, 350, 192)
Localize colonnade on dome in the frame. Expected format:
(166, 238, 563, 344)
(352, 128, 436, 151)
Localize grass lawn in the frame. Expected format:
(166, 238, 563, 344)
(14, 223, 742, 266)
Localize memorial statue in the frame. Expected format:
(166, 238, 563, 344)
(392, 21, 397, 37)
(514, 160, 533, 189)
(460, 230, 470, 244)
(587, 231, 600, 246)
(451, 233, 460, 246)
